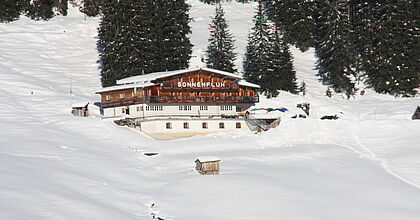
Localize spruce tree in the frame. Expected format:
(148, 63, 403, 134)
(264, 0, 316, 52)
(154, 0, 192, 72)
(205, 3, 237, 72)
(98, 0, 192, 87)
(314, 0, 357, 97)
(263, 32, 298, 97)
(26, 0, 56, 21)
(25, 0, 69, 21)
(79, 0, 103, 17)
(352, 0, 419, 96)
(0, 0, 24, 22)
(243, 3, 272, 90)
(244, 2, 298, 97)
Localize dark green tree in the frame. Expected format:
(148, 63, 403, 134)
(0, 0, 24, 22)
(264, 0, 316, 52)
(79, 0, 103, 17)
(244, 2, 297, 97)
(98, 0, 192, 87)
(243, 3, 272, 89)
(263, 32, 298, 97)
(25, 0, 68, 21)
(314, 0, 357, 98)
(352, 0, 419, 96)
(205, 3, 237, 72)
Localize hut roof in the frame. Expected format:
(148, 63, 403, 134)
(72, 101, 89, 108)
(117, 68, 242, 85)
(196, 156, 221, 163)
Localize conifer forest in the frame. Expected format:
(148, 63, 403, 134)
(1, 0, 418, 97)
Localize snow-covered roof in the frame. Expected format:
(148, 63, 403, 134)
(238, 80, 260, 88)
(117, 68, 242, 85)
(95, 82, 155, 93)
(72, 101, 89, 108)
(196, 156, 221, 163)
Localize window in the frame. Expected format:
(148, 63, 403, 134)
(221, 105, 233, 111)
(136, 106, 143, 111)
(179, 105, 191, 111)
(146, 106, 150, 111)
(119, 93, 125, 99)
(122, 108, 126, 114)
(200, 106, 208, 111)
(184, 122, 189, 129)
(236, 107, 242, 112)
(105, 95, 111, 101)
(166, 122, 172, 129)
(202, 122, 208, 129)
(219, 122, 224, 129)
(159, 106, 163, 111)
(236, 122, 241, 129)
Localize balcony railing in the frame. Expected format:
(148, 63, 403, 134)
(102, 95, 259, 108)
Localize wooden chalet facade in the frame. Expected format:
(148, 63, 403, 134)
(96, 68, 260, 140)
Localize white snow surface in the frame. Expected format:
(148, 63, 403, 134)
(1, 1, 420, 220)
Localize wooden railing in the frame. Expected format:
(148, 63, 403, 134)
(102, 95, 259, 108)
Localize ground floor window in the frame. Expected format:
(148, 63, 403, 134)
(219, 122, 224, 129)
(166, 122, 172, 129)
(202, 122, 208, 129)
(236, 122, 241, 128)
(184, 122, 189, 129)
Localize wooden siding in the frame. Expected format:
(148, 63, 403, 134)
(196, 161, 220, 175)
(99, 69, 259, 108)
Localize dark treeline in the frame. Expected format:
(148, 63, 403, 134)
(1, 0, 417, 96)
(264, 0, 419, 97)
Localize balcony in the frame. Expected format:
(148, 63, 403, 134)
(102, 95, 259, 108)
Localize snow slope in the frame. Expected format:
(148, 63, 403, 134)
(1, 1, 420, 219)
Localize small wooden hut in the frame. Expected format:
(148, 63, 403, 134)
(413, 106, 420, 120)
(72, 102, 89, 117)
(195, 157, 220, 175)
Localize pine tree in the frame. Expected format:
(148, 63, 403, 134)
(243, 3, 272, 90)
(26, 0, 56, 21)
(25, 0, 69, 21)
(352, 0, 419, 96)
(264, 0, 316, 52)
(79, 0, 103, 17)
(205, 3, 237, 72)
(98, 0, 192, 87)
(0, 0, 24, 22)
(154, 0, 192, 72)
(244, 2, 298, 97)
(263, 32, 298, 97)
(314, 0, 357, 98)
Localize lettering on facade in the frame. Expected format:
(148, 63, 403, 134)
(177, 81, 226, 88)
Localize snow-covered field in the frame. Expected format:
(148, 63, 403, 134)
(1, 1, 419, 219)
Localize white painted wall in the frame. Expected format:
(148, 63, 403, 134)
(137, 119, 249, 140)
(103, 103, 254, 118)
